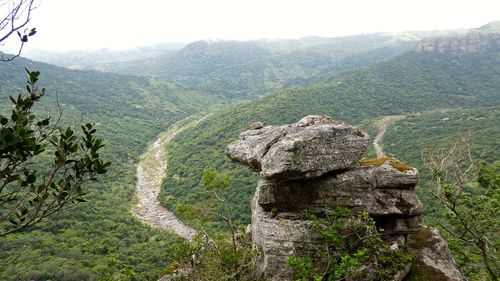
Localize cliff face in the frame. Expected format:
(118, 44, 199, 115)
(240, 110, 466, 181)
(226, 115, 465, 281)
(415, 33, 500, 53)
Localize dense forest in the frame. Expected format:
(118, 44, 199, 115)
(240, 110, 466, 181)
(158, 45, 500, 225)
(0, 56, 218, 280)
(69, 34, 419, 99)
(0, 19, 499, 281)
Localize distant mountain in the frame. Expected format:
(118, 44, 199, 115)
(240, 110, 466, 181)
(22, 42, 186, 70)
(416, 22, 500, 53)
(474, 21, 500, 33)
(158, 32, 500, 225)
(99, 34, 419, 99)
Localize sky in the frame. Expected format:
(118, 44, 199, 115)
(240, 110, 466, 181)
(2, 0, 500, 51)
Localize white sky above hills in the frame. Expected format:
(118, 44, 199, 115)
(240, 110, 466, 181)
(2, 0, 500, 51)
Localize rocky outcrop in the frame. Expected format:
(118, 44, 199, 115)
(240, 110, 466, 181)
(415, 33, 500, 53)
(405, 227, 467, 281)
(226, 115, 465, 281)
(225, 115, 369, 180)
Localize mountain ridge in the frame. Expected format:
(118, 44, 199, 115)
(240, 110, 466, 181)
(158, 33, 500, 226)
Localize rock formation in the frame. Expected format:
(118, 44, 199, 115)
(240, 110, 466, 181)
(226, 115, 465, 281)
(226, 115, 369, 180)
(415, 33, 500, 53)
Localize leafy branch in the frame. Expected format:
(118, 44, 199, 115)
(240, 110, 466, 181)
(0, 69, 111, 237)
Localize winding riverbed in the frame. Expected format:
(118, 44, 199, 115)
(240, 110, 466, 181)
(132, 115, 210, 241)
(373, 115, 405, 158)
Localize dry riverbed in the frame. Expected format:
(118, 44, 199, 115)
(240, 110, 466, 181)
(373, 115, 406, 158)
(132, 115, 210, 241)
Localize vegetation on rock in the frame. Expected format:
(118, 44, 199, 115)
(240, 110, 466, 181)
(287, 206, 414, 281)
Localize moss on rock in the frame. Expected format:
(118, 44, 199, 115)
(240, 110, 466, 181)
(358, 157, 414, 172)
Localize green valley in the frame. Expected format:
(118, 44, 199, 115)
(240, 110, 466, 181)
(158, 34, 500, 226)
(0, 56, 217, 280)
(60, 34, 419, 100)
(0, 12, 499, 280)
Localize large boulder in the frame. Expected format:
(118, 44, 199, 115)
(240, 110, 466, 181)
(225, 115, 370, 180)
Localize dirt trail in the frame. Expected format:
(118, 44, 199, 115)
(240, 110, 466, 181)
(373, 115, 405, 158)
(132, 115, 210, 241)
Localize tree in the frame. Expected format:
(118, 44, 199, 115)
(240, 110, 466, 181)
(424, 134, 499, 281)
(173, 166, 254, 280)
(0, 0, 38, 61)
(0, 69, 111, 237)
(176, 166, 239, 252)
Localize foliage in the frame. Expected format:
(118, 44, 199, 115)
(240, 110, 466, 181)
(172, 167, 256, 280)
(286, 256, 321, 281)
(286, 206, 413, 281)
(159, 45, 500, 226)
(99, 35, 415, 99)
(0, 26, 498, 281)
(0, 0, 38, 61)
(424, 135, 499, 281)
(369, 107, 500, 280)
(0, 69, 110, 237)
(0, 55, 217, 280)
(165, 231, 255, 281)
(178, 167, 238, 247)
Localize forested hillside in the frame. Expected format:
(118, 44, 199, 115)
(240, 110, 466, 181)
(383, 106, 499, 212)
(1, 21, 498, 280)
(97, 34, 418, 99)
(158, 36, 500, 226)
(0, 56, 218, 280)
(22, 42, 186, 70)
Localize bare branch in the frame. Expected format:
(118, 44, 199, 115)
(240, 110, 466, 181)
(0, 0, 38, 61)
(424, 132, 499, 280)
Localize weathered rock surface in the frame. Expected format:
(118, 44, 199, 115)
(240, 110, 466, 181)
(256, 164, 422, 218)
(225, 115, 370, 180)
(252, 200, 327, 280)
(251, 160, 423, 279)
(404, 227, 467, 281)
(226, 116, 461, 281)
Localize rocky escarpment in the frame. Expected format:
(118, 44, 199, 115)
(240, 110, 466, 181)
(226, 115, 465, 281)
(415, 33, 500, 53)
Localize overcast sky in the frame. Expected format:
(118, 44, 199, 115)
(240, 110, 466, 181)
(2, 0, 500, 51)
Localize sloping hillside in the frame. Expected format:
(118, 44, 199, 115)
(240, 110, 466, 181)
(99, 34, 418, 99)
(158, 34, 500, 225)
(0, 56, 217, 280)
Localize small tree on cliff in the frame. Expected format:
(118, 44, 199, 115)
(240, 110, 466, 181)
(425, 134, 499, 281)
(0, 69, 110, 237)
